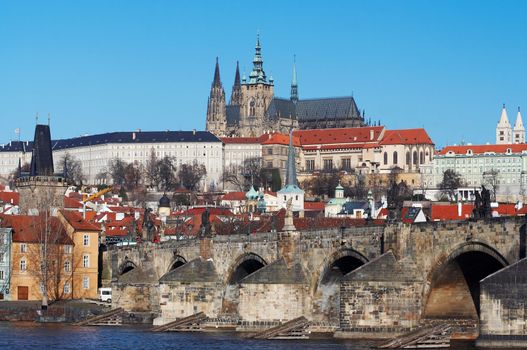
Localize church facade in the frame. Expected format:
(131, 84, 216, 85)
(205, 35, 366, 137)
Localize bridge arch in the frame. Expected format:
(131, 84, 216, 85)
(119, 259, 137, 275)
(226, 253, 267, 285)
(424, 241, 508, 319)
(316, 248, 368, 289)
(167, 255, 187, 273)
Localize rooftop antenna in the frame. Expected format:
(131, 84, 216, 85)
(47, 113, 51, 126)
(15, 128, 20, 142)
(35, 112, 39, 124)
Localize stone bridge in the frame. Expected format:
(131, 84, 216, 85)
(107, 217, 525, 337)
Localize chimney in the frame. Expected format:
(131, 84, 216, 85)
(370, 129, 374, 140)
(193, 129, 196, 135)
(132, 132, 136, 140)
(458, 202, 462, 217)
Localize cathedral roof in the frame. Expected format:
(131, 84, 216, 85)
(264, 96, 362, 123)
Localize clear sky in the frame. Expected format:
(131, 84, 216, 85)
(0, 0, 525, 148)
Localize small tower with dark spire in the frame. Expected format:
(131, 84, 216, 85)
(230, 61, 242, 106)
(206, 57, 227, 136)
(277, 130, 304, 215)
(290, 55, 298, 103)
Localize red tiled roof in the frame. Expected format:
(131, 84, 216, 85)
(379, 129, 433, 145)
(105, 228, 128, 237)
(303, 201, 325, 211)
(438, 144, 527, 155)
(60, 210, 101, 231)
(0, 191, 19, 205)
(221, 192, 246, 201)
(260, 133, 301, 146)
(220, 137, 261, 144)
(0, 214, 73, 244)
(430, 204, 474, 221)
(64, 196, 83, 209)
(302, 143, 376, 151)
(294, 126, 384, 145)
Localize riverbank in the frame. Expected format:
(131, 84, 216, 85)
(0, 300, 108, 323)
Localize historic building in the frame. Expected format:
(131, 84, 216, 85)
(496, 105, 524, 145)
(205, 35, 366, 137)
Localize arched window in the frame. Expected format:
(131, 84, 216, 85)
(420, 151, 424, 164)
(406, 152, 411, 165)
(393, 151, 398, 164)
(413, 151, 418, 165)
(383, 152, 388, 165)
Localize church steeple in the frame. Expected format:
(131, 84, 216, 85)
(206, 57, 227, 136)
(290, 55, 298, 103)
(285, 130, 298, 187)
(248, 33, 270, 84)
(496, 104, 512, 144)
(230, 61, 242, 106)
(513, 106, 525, 144)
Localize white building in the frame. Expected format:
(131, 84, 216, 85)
(425, 144, 527, 202)
(0, 130, 224, 189)
(496, 105, 524, 145)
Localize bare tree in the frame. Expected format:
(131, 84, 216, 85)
(221, 157, 263, 191)
(482, 169, 500, 202)
(179, 161, 207, 191)
(145, 148, 161, 190)
(108, 158, 127, 186)
(158, 156, 178, 191)
(124, 162, 144, 191)
(439, 169, 464, 201)
(302, 170, 341, 198)
(58, 152, 84, 186)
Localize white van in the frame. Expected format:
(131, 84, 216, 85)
(99, 288, 112, 303)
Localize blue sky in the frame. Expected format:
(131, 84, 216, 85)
(0, 0, 525, 148)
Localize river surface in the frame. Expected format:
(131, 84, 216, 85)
(0, 322, 487, 349)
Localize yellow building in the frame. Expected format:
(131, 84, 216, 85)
(58, 211, 101, 299)
(0, 214, 74, 301)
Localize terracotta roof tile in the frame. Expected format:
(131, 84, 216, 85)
(60, 210, 101, 231)
(293, 126, 384, 145)
(379, 129, 434, 145)
(0, 214, 73, 244)
(438, 144, 527, 155)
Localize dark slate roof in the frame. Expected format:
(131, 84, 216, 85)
(30, 124, 54, 176)
(340, 200, 369, 214)
(226, 105, 241, 126)
(264, 96, 362, 123)
(240, 257, 306, 284)
(265, 98, 296, 121)
(159, 257, 219, 283)
(481, 258, 527, 284)
(296, 97, 361, 121)
(343, 252, 422, 282)
(0, 130, 221, 153)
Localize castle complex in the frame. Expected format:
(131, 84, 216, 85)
(206, 35, 366, 137)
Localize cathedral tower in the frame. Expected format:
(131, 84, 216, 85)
(513, 107, 525, 144)
(205, 57, 227, 136)
(239, 34, 275, 137)
(230, 61, 242, 106)
(496, 104, 512, 144)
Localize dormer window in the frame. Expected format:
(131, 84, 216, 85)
(466, 149, 473, 155)
(507, 148, 512, 154)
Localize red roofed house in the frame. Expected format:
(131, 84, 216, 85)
(295, 126, 434, 175)
(426, 142, 527, 202)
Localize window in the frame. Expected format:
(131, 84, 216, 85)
(64, 283, 71, 294)
(82, 277, 89, 289)
(20, 259, 26, 271)
(83, 255, 89, 268)
(267, 148, 273, 155)
(413, 151, 418, 165)
(393, 151, 398, 164)
(383, 152, 388, 165)
(64, 245, 72, 254)
(0, 253, 3, 262)
(406, 152, 410, 165)
(306, 159, 315, 171)
(64, 260, 71, 272)
(83, 234, 89, 246)
(20, 244, 27, 253)
(266, 161, 273, 168)
(341, 158, 351, 170)
(0, 270, 4, 280)
(323, 159, 333, 170)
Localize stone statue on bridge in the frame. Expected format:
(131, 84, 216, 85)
(199, 208, 212, 238)
(473, 186, 492, 219)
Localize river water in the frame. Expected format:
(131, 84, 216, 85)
(0, 322, 487, 350)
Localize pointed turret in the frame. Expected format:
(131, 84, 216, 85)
(285, 130, 298, 187)
(230, 61, 242, 106)
(248, 33, 269, 84)
(206, 58, 227, 136)
(496, 104, 512, 144)
(212, 57, 221, 87)
(290, 55, 298, 103)
(29, 124, 54, 176)
(277, 130, 304, 213)
(513, 107, 525, 144)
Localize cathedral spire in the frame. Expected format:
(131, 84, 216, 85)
(496, 104, 512, 144)
(285, 130, 298, 187)
(230, 61, 242, 106)
(290, 55, 298, 103)
(212, 57, 221, 87)
(248, 33, 267, 84)
(513, 106, 525, 144)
